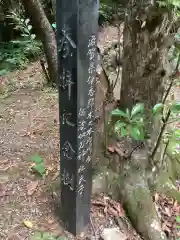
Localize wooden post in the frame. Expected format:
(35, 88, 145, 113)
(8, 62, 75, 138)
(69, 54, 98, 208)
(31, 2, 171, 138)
(56, 0, 99, 235)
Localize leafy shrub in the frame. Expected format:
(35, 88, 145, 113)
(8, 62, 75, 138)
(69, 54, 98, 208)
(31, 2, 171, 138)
(0, 11, 42, 75)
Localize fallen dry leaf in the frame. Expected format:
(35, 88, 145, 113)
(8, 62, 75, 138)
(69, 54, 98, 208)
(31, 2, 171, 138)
(107, 145, 115, 153)
(23, 220, 33, 228)
(27, 181, 38, 196)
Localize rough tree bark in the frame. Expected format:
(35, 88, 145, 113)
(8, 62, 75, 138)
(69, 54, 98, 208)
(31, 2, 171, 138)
(21, 0, 58, 85)
(114, 2, 175, 240)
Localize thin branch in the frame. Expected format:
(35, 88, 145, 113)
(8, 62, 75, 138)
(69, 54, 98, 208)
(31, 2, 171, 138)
(151, 109, 171, 160)
(160, 140, 169, 169)
(127, 142, 144, 159)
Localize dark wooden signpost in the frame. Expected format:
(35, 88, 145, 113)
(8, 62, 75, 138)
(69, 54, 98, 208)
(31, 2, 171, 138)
(56, 0, 99, 236)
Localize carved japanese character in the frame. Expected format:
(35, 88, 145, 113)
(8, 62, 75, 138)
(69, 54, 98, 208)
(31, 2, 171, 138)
(88, 35, 96, 48)
(62, 141, 76, 160)
(79, 175, 86, 185)
(87, 98, 95, 108)
(62, 111, 75, 127)
(86, 136, 93, 145)
(78, 184, 85, 196)
(87, 76, 95, 85)
(86, 155, 91, 163)
(78, 120, 86, 131)
(88, 120, 93, 127)
(87, 48, 96, 60)
(88, 86, 95, 97)
(79, 141, 85, 150)
(60, 69, 74, 100)
(78, 165, 86, 173)
(82, 148, 88, 157)
(61, 169, 74, 190)
(58, 25, 76, 58)
(78, 108, 86, 117)
(87, 111, 93, 120)
(78, 132, 86, 140)
(88, 62, 96, 74)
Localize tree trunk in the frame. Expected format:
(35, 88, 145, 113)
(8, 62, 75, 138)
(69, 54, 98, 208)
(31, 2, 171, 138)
(112, 2, 175, 240)
(21, 0, 58, 85)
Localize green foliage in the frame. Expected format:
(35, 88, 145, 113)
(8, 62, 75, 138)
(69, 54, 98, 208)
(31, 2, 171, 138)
(99, 0, 124, 23)
(111, 103, 145, 141)
(152, 103, 164, 115)
(0, 12, 42, 75)
(30, 155, 46, 177)
(158, 0, 180, 11)
(111, 100, 180, 146)
(52, 23, 56, 29)
(30, 232, 67, 240)
(176, 215, 180, 239)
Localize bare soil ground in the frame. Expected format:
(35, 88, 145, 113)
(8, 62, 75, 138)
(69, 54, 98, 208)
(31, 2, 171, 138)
(0, 25, 180, 240)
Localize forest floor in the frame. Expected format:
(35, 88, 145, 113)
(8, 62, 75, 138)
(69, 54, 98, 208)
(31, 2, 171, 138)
(0, 25, 180, 240)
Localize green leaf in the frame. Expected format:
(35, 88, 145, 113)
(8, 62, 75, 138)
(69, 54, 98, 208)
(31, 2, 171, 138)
(31, 155, 42, 164)
(30, 231, 59, 240)
(176, 215, 180, 223)
(30, 232, 42, 240)
(171, 102, 180, 113)
(131, 103, 144, 118)
(126, 108, 130, 117)
(120, 126, 127, 137)
(25, 18, 30, 25)
(30, 34, 36, 40)
(152, 103, 164, 115)
(28, 25, 32, 31)
(111, 109, 128, 118)
(114, 121, 127, 132)
(130, 126, 144, 140)
(52, 23, 56, 29)
(32, 163, 45, 176)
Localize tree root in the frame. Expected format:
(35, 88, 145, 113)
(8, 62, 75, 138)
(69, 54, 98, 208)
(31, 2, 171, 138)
(156, 178, 180, 203)
(92, 168, 167, 240)
(118, 172, 167, 240)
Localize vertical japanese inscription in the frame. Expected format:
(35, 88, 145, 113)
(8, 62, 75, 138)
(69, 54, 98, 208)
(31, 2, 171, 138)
(77, 35, 97, 197)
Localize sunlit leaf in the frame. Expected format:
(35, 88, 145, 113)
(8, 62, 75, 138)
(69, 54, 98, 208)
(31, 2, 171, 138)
(131, 103, 144, 118)
(177, 215, 180, 223)
(32, 163, 45, 176)
(28, 25, 32, 31)
(121, 126, 127, 137)
(130, 126, 144, 140)
(25, 18, 30, 25)
(31, 155, 42, 164)
(114, 121, 127, 131)
(111, 109, 129, 118)
(152, 103, 164, 115)
(23, 220, 33, 228)
(126, 108, 130, 117)
(52, 23, 56, 29)
(31, 34, 36, 40)
(114, 121, 127, 137)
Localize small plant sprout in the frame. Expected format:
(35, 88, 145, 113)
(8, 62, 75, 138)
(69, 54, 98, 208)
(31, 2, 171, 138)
(30, 155, 46, 177)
